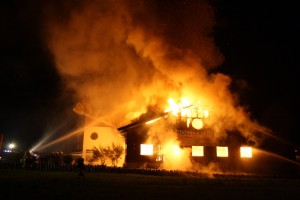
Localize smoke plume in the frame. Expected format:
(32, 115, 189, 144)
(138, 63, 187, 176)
(43, 0, 267, 146)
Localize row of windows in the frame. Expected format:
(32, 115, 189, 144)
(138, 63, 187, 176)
(140, 144, 252, 158)
(191, 146, 253, 158)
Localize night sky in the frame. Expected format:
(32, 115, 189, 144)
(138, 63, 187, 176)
(0, 0, 299, 152)
(214, 1, 299, 147)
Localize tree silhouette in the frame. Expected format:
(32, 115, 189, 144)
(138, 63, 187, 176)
(92, 143, 124, 166)
(92, 146, 106, 165)
(111, 142, 124, 166)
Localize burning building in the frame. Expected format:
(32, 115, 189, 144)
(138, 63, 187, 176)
(80, 98, 297, 175)
(118, 99, 255, 171)
(80, 98, 258, 172)
(42, 1, 297, 174)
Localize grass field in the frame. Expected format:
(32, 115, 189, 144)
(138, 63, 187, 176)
(1, 169, 300, 200)
(0, 169, 300, 200)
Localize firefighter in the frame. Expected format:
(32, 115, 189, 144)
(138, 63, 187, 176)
(77, 157, 85, 178)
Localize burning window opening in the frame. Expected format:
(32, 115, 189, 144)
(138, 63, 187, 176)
(140, 144, 154, 156)
(216, 146, 229, 157)
(192, 146, 204, 157)
(240, 146, 252, 158)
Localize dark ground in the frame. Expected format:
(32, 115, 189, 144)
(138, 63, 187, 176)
(1, 169, 300, 200)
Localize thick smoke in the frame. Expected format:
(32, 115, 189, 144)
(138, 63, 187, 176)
(43, 0, 267, 147)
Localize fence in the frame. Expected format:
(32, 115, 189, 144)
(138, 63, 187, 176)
(0, 161, 182, 176)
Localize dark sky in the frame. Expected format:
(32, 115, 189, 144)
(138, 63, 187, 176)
(0, 0, 299, 152)
(0, 0, 81, 151)
(214, 1, 299, 147)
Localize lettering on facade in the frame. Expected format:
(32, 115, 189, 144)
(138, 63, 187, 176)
(176, 129, 215, 137)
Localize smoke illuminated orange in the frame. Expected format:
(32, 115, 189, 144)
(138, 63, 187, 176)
(43, 0, 269, 172)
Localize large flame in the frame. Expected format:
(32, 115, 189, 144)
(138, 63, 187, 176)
(161, 140, 192, 171)
(164, 97, 208, 130)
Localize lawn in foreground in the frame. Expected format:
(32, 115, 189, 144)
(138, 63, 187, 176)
(1, 169, 300, 200)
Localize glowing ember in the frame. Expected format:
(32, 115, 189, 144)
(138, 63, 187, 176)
(240, 147, 252, 158)
(140, 144, 154, 155)
(216, 146, 228, 157)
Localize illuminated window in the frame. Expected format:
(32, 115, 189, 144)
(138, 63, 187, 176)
(216, 146, 228, 157)
(140, 144, 153, 155)
(192, 146, 204, 157)
(203, 109, 209, 118)
(240, 147, 252, 158)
